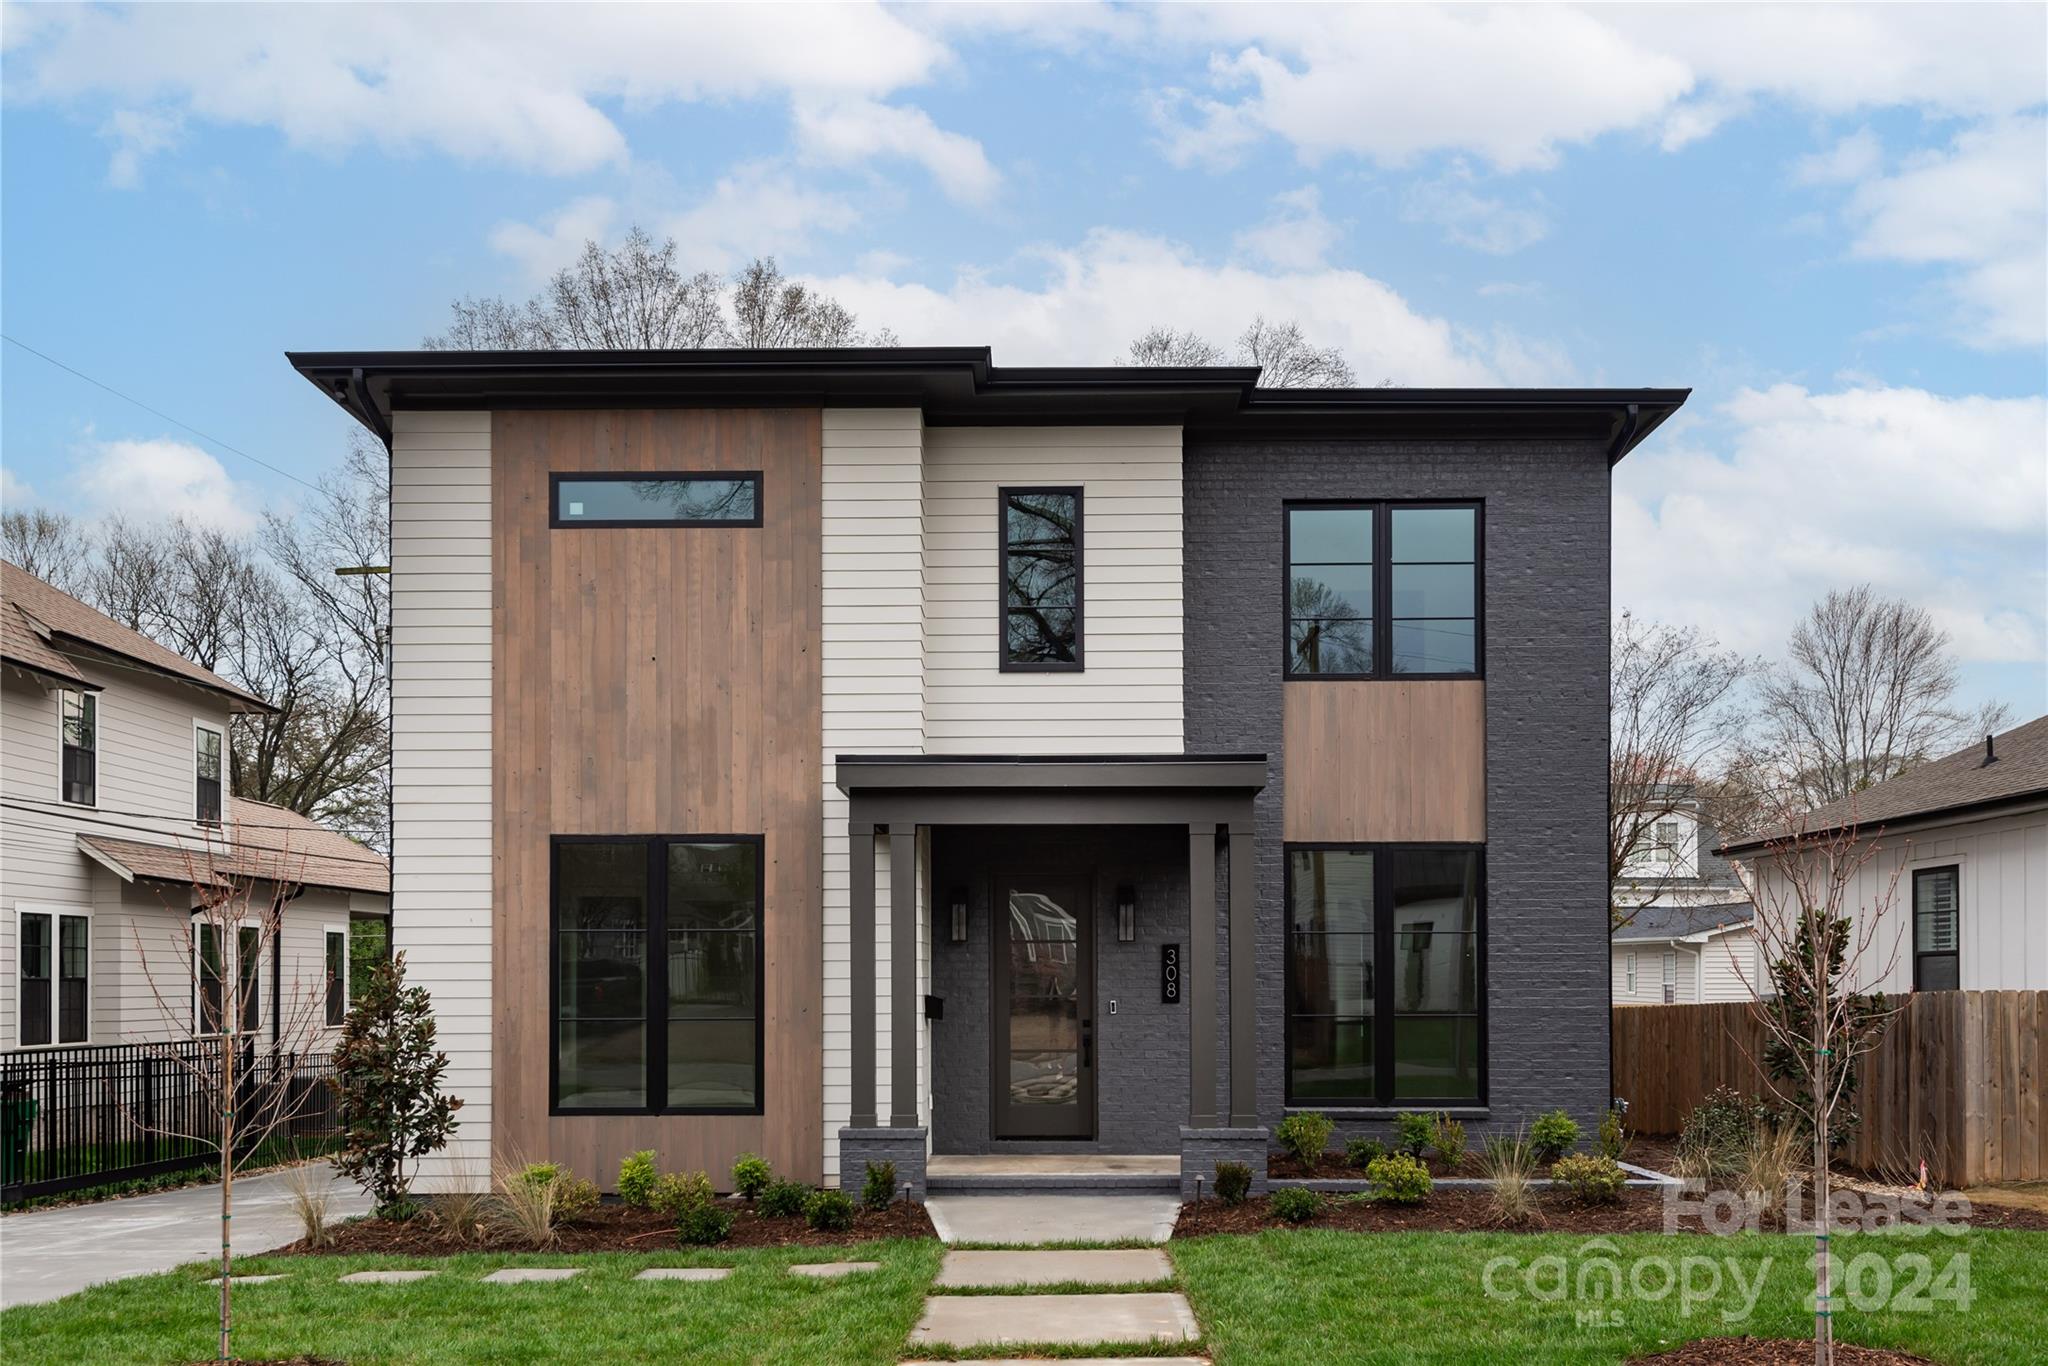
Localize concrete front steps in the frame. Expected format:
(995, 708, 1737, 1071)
(924, 1154, 1181, 1196)
(906, 1248, 1202, 1357)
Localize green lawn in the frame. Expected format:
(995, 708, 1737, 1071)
(1, 1230, 2040, 1364)
(1171, 1229, 2046, 1365)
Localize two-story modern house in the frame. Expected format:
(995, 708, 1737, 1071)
(1, 561, 389, 1054)
(292, 347, 1685, 1197)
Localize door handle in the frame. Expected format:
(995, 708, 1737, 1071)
(1081, 1018, 1093, 1069)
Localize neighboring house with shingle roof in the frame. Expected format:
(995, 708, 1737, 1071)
(2, 559, 388, 1051)
(1611, 901, 1759, 1006)
(1720, 716, 2048, 994)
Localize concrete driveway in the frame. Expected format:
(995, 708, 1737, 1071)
(0, 1165, 370, 1308)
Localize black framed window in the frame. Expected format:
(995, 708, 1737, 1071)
(1286, 845, 1483, 1105)
(195, 922, 224, 1034)
(195, 724, 224, 825)
(59, 690, 96, 805)
(57, 914, 88, 1043)
(553, 835, 763, 1115)
(1001, 487, 1083, 670)
(550, 472, 762, 528)
(1285, 502, 1481, 678)
(1912, 866, 1960, 992)
(325, 930, 347, 1027)
(237, 926, 261, 1035)
(19, 913, 51, 1047)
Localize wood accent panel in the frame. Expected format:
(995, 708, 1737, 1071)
(493, 410, 823, 1184)
(1282, 681, 1485, 843)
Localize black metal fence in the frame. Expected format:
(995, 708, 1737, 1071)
(0, 1039, 338, 1205)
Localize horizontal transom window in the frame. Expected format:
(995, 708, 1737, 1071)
(1285, 501, 1482, 679)
(551, 472, 762, 528)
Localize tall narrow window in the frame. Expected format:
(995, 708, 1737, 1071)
(19, 912, 51, 1047)
(195, 724, 224, 825)
(1286, 502, 1481, 679)
(324, 930, 348, 1027)
(237, 926, 261, 1035)
(1286, 845, 1483, 1105)
(59, 690, 96, 806)
(1001, 487, 1082, 670)
(196, 923, 225, 1034)
(1661, 951, 1677, 1004)
(551, 472, 761, 527)
(553, 836, 763, 1114)
(1286, 507, 1373, 676)
(1625, 952, 1638, 995)
(57, 915, 89, 1043)
(1912, 866, 1960, 991)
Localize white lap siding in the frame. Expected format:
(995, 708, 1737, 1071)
(389, 410, 493, 1189)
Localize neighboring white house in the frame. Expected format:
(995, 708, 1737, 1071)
(1, 560, 389, 1052)
(1720, 716, 2048, 995)
(1615, 788, 1747, 910)
(1612, 901, 1760, 1005)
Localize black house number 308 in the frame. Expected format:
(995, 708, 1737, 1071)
(1161, 943, 1181, 1004)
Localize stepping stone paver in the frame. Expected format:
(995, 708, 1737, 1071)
(483, 1268, 582, 1283)
(788, 1260, 880, 1278)
(909, 1291, 1199, 1348)
(635, 1267, 732, 1281)
(340, 1270, 437, 1284)
(208, 1275, 288, 1286)
(935, 1248, 1172, 1288)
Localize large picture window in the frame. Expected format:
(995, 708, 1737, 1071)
(1286, 845, 1483, 1106)
(1000, 486, 1083, 670)
(17, 909, 90, 1046)
(552, 835, 763, 1114)
(1285, 502, 1481, 678)
(1912, 865, 1960, 991)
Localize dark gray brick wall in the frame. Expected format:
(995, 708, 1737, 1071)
(1184, 439, 1614, 1146)
(928, 825, 1190, 1154)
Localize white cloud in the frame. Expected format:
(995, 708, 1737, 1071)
(75, 438, 261, 534)
(1401, 162, 1549, 255)
(1838, 116, 2048, 349)
(8, 4, 975, 189)
(1614, 383, 2048, 666)
(792, 98, 1000, 205)
(1232, 186, 1340, 270)
(1793, 128, 1883, 186)
(488, 196, 620, 284)
(100, 107, 182, 189)
(816, 226, 1569, 385)
(1, 465, 37, 509)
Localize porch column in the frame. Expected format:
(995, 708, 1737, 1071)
(888, 827, 919, 1128)
(847, 823, 877, 1128)
(1228, 821, 1258, 1128)
(1187, 822, 1218, 1128)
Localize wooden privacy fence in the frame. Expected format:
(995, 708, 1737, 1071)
(1612, 991, 2045, 1189)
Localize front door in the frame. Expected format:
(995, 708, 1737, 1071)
(992, 876, 1094, 1138)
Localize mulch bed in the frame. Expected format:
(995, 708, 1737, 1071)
(1629, 1338, 1936, 1364)
(1271, 1136, 1684, 1182)
(1175, 1185, 2048, 1237)
(275, 1199, 935, 1255)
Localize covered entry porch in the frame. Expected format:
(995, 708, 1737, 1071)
(835, 755, 1268, 1200)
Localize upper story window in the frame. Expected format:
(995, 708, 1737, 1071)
(58, 689, 97, 806)
(1001, 487, 1083, 671)
(550, 472, 761, 528)
(1912, 866, 1960, 991)
(1285, 502, 1481, 679)
(195, 723, 225, 826)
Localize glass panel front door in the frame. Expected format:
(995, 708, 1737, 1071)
(994, 878, 1093, 1138)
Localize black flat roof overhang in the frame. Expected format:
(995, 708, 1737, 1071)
(287, 346, 1688, 461)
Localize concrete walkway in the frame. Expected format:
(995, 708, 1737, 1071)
(0, 1166, 369, 1308)
(924, 1193, 1180, 1245)
(909, 1247, 1200, 1354)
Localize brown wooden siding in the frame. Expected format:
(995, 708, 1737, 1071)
(1281, 681, 1486, 843)
(493, 410, 823, 1184)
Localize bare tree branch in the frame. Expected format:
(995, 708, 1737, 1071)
(1120, 316, 1357, 386)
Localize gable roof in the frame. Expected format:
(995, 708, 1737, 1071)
(1721, 715, 2048, 853)
(1, 560, 271, 711)
(1612, 901, 1755, 943)
(78, 797, 388, 897)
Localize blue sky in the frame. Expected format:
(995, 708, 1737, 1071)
(3, 3, 2043, 717)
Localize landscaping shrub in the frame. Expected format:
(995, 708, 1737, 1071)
(617, 1150, 658, 1209)
(759, 1178, 812, 1219)
(1274, 1111, 1335, 1167)
(1270, 1187, 1324, 1224)
(1677, 1086, 1768, 1177)
(283, 1162, 334, 1248)
(1551, 1153, 1626, 1204)
(677, 1200, 734, 1246)
(1393, 1110, 1435, 1158)
(331, 952, 462, 1220)
(861, 1160, 897, 1211)
(1429, 1114, 1468, 1168)
(514, 1163, 600, 1223)
(659, 1171, 733, 1246)
(1737, 1122, 1804, 1221)
(649, 1171, 714, 1219)
(490, 1157, 561, 1245)
(1478, 1128, 1536, 1225)
(1529, 1109, 1580, 1162)
(1597, 1107, 1629, 1162)
(804, 1187, 856, 1232)
(731, 1152, 773, 1201)
(1213, 1160, 1252, 1206)
(1365, 1152, 1432, 1205)
(1344, 1137, 1387, 1168)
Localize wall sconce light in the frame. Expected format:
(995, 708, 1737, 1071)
(1116, 884, 1137, 943)
(949, 888, 968, 945)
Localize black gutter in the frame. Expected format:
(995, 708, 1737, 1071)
(1718, 788, 2048, 855)
(1604, 402, 1641, 466)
